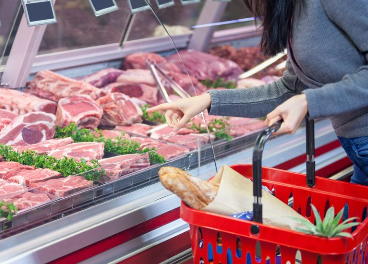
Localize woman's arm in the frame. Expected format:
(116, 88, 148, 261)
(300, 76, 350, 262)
(208, 60, 299, 118)
(304, 0, 368, 119)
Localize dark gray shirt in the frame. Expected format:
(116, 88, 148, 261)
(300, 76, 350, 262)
(208, 0, 368, 138)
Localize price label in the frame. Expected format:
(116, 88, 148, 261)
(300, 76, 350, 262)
(23, 0, 57, 27)
(89, 0, 119, 17)
(128, 0, 151, 13)
(156, 0, 174, 9)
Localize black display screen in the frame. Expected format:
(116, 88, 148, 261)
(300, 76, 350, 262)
(130, 0, 149, 9)
(26, 2, 54, 22)
(91, 0, 115, 11)
(157, 0, 173, 5)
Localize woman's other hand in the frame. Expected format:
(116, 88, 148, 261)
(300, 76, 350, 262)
(265, 94, 308, 135)
(147, 93, 212, 132)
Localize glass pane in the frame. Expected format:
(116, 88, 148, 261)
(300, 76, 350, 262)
(0, 0, 22, 69)
(127, 1, 204, 41)
(38, 0, 131, 55)
(217, 0, 254, 31)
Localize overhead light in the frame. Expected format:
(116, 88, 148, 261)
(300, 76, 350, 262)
(23, 0, 57, 27)
(156, 0, 175, 9)
(128, 0, 151, 13)
(180, 0, 201, 5)
(89, 0, 119, 17)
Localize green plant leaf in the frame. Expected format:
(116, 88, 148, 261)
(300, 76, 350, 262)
(323, 206, 335, 231)
(332, 222, 361, 237)
(311, 204, 323, 233)
(291, 217, 317, 232)
(334, 232, 354, 239)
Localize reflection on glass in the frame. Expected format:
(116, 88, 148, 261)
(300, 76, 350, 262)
(127, 0, 204, 41)
(0, 0, 21, 69)
(217, 0, 254, 31)
(38, 0, 131, 55)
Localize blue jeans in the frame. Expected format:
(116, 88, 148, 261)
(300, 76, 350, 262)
(338, 136, 368, 186)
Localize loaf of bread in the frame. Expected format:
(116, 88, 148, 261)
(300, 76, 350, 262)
(158, 167, 219, 209)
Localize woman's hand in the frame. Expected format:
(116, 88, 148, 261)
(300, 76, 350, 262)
(265, 94, 308, 136)
(147, 93, 212, 132)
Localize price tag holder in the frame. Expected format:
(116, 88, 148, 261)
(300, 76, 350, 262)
(180, 0, 201, 5)
(156, 0, 174, 9)
(23, 0, 57, 27)
(128, 0, 151, 13)
(89, 0, 119, 17)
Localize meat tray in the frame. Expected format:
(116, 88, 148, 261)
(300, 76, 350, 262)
(0, 128, 262, 237)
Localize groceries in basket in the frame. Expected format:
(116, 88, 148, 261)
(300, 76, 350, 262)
(159, 165, 307, 231)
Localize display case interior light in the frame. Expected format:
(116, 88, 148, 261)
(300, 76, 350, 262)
(23, 0, 57, 27)
(156, 0, 175, 9)
(89, 0, 119, 17)
(180, 0, 201, 5)
(129, 0, 151, 13)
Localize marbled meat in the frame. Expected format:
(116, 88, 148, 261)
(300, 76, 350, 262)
(55, 95, 103, 129)
(0, 162, 29, 178)
(30, 176, 93, 197)
(104, 82, 158, 105)
(150, 126, 198, 140)
(7, 168, 61, 187)
(48, 142, 104, 161)
(0, 183, 28, 199)
(3, 192, 51, 210)
(0, 88, 57, 115)
(0, 109, 18, 132)
(14, 137, 74, 155)
(115, 123, 152, 136)
(0, 112, 56, 146)
(27, 70, 106, 101)
(82, 68, 124, 88)
(96, 93, 142, 126)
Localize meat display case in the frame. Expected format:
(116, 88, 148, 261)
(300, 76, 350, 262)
(0, 1, 352, 263)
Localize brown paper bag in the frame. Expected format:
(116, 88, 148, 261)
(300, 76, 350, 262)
(202, 165, 306, 231)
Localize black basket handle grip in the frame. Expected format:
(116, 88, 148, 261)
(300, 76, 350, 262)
(252, 117, 315, 224)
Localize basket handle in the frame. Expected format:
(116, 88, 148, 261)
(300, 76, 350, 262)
(252, 116, 315, 224)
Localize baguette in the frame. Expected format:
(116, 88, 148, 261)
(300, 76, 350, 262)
(159, 167, 218, 210)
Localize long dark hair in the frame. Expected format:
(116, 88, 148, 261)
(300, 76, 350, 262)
(244, 0, 294, 56)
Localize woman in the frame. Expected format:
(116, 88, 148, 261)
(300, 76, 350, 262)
(148, 0, 368, 185)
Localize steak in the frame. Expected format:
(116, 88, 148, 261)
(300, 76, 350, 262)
(150, 126, 198, 140)
(167, 50, 243, 81)
(3, 192, 51, 210)
(14, 137, 74, 155)
(158, 134, 211, 150)
(48, 142, 104, 161)
(0, 162, 29, 178)
(7, 168, 61, 187)
(82, 68, 124, 88)
(27, 70, 106, 101)
(92, 130, 130, 139)
(0, 109, 18, 132)
(30, 176, 93, 197)
(115, 123, 152, 136)
(103, 82, 158, 105)
(0, 179, 9, 187)
(2, 166, 35, 180)
(55, 95, 103, 129)
(0, 183, 28, 199)
(0, 112, 56, 146)
(166, 71, 207, 96)
(96, 93, 143, 126)
(99, 153, 150, 182)
(117, 69, 156, 86)
(123, 53, 167, 70)
(0, 88, 57, 115)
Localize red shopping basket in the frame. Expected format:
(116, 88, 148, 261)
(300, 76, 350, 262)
(181, 118, 368, 264)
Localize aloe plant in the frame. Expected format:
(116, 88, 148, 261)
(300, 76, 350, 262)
(292, 204, 360, 238)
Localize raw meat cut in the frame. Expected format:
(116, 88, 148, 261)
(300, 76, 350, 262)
(237, 78, 266, 89)
(0, 162, 29, 178)
(123, 53, 166, 70)
(130, 137, 190, 160)
(27, 70, 106, 101)
(48, 142, 104, 161)
(0, 112, 56, 146)
(0, 109, 18, 132)
(7, 168, 61, 187)
(130, 97, 148, 107)
(3, 192, 51, 210)
(82, 68, 124, 88)
(0, 183, 28, 199)
(115, 124, 152, 136)
(55, 95, 103, 129)
(30, 176, 93, 197)
(99, 154, 150, 182)
(166, 71, 207, 96)
(0, 88, 57, 115)
(92, 130, 130, 139)
(96, 93, 142, 126)
(2, 166, 35, 180)
(158, 134, 211, 150)
(117, 69, 156, 86)
(0, 179, 9, 187)
(104, 82, 158, 105)
(150, 126, 198, 140)
(14, 137, 74, 155)
(167, 50, 243, 81)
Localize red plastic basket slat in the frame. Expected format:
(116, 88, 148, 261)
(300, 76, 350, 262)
(181, 165, 368, 264)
